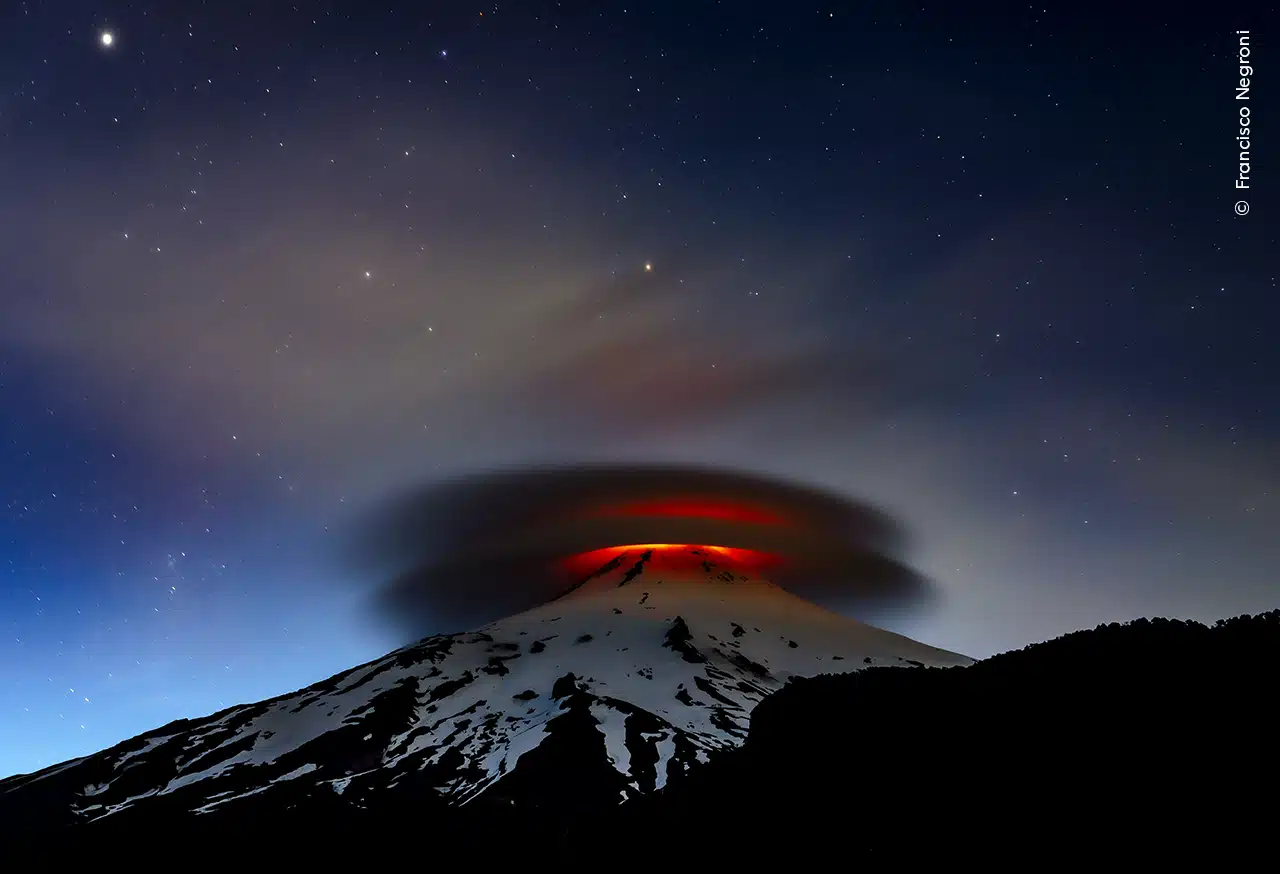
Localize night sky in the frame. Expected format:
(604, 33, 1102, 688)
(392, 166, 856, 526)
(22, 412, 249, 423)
(1, 1, 1274, 778)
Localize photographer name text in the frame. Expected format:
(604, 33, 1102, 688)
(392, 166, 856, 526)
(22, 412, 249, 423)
(1234, 30, 1253, 215)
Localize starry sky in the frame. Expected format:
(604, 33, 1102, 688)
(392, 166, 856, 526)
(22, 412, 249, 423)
(1, 1, 1274, 778)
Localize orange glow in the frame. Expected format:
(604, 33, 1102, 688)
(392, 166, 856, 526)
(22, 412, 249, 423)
(593, 499, 786, 526)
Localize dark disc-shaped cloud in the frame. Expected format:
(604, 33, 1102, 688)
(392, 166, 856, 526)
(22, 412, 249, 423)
(342, 462, 938, 642)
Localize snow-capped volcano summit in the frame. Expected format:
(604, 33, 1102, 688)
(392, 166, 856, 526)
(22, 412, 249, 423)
(0, 544, 971, 830)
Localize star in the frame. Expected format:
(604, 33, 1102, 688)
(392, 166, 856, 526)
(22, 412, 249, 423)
(99, 31, 114, 48)
(644, 262, 652, 272)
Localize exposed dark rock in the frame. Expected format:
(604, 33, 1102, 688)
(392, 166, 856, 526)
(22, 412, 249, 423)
(662, 616, 705, 663)
(551, 672, 580, 699)
(617, 551, 653, 587)
(726, 650, 770, 678)
(482, 655, 519, 676)
(425, 672, 473, 703)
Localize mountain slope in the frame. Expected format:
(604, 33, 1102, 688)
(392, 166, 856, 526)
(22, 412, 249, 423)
(0, 545, 969, 834)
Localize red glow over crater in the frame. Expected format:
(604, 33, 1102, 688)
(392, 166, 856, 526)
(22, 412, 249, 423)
(560, 543, 782, 579)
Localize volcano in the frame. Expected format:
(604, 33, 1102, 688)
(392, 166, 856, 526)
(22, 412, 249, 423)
(0, 543, 969, 833)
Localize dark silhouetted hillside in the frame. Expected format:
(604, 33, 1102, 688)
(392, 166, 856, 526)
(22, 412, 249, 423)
(607, 610, 1280, 856)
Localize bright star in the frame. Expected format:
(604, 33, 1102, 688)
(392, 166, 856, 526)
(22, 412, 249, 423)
(100, 31, 114, 47)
